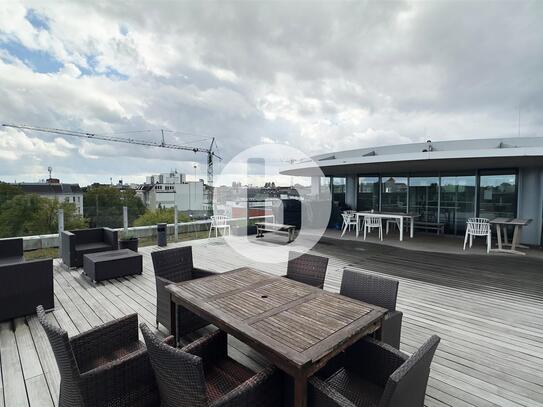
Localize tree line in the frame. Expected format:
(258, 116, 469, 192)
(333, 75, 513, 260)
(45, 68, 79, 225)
(0, 183, 189, 239)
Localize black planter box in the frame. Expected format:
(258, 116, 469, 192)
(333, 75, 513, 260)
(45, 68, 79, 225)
(119, 238, 139, 252)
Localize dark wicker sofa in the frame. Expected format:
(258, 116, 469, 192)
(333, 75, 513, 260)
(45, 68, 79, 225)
(0, 238, 53, 321)
(61, 227, 118, 268)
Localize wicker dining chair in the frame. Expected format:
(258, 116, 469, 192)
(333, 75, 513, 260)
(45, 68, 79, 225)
(36, 305, 158, 407)
(151, 246, 215, 335)
(340, 267, 403, 349)
(285, 251, 329, 288)
(140, 324, 282, 407)
(309, 335, 440, 407)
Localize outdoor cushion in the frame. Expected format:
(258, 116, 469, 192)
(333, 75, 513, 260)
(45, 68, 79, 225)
(0, 256, 25, 266)
(326, 367, 383, 407)
(76, 242, 112, 252)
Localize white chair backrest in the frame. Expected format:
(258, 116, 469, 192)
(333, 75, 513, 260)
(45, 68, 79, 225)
(467, 218, 490, 235)
(342, 213, 355, 223)
(211, 215, 228, 227)
(364, 215, 382, 227)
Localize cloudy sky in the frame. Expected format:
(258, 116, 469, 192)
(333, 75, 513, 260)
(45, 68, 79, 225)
(0, 0, 542, 186)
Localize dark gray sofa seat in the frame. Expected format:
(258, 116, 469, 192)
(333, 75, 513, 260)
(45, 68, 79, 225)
(61, 228, 118, 268)
(0, 238, 54, 321)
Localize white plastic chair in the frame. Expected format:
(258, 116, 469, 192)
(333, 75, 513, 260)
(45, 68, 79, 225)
(386, 219, 400, 234)
(209, 215, 231, 238)
(363, 215, 383, 241)
(341, 212, 357, 237)
(464, 217, 491, 253)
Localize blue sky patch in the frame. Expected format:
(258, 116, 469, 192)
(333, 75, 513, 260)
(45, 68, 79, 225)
(25, 9, 49, 30)
(1, 41, 63, 73)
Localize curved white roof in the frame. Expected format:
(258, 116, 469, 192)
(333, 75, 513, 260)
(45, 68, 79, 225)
(282, 136, 543, 176)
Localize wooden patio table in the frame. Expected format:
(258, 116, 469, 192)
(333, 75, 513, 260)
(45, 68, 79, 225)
(490, 217, 533, 255)
(166, 267, 386, 407)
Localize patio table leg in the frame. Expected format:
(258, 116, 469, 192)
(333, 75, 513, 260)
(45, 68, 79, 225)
(399, 217, 404, 241)
(511, 225, 520, 251)
(170, 296, 178, 345)
(410, 217, 414, 238)
(293, 377, 307, 407)
(496, 224, 503, 250)
(356, 215, 360, 238)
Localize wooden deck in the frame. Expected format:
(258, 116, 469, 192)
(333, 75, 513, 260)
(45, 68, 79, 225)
(1, 236, 543, 407)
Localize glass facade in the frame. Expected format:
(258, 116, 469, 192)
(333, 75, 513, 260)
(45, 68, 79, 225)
(479, 171, 517, 219)
(357, 176, 380, 211)
(440, 175, 476, 234)
(409, 177, 439, 222)
(381, 176, 408, 213)
(345, 170, 518, 235)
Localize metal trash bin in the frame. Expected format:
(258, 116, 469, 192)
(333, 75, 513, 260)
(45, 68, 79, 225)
(157, 223, 167, 247)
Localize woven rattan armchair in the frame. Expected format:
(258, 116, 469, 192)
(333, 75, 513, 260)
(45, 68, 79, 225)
(151, 246, 215, 335)
(284, 251, 329, 288)
(340, 267, 403, 349)
(140, 324, 282, 407)
(37, 306, 159, 407)
(309, 335, 440, 407)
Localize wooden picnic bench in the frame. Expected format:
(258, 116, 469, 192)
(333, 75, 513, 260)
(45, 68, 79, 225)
(166, 267, 386, 407)
(255, 222, 296, 243)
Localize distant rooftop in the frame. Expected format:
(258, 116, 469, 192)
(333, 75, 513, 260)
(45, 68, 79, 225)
(282, 136, 543, 176)
(14, 182, 82, 194)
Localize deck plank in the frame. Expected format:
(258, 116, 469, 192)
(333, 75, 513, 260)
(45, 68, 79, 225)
(1, 236, 543, 407)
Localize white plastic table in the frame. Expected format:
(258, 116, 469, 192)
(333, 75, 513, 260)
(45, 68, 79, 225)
(355, 211, 418, 241)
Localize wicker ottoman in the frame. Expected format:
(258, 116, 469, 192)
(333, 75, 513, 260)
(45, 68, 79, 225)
(83, 249, 142, 283)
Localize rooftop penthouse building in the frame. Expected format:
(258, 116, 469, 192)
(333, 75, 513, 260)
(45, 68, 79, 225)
(283, 136, 543, 245)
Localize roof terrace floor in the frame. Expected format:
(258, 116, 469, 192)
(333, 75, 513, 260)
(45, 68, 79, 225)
(1, 235, 543, 407)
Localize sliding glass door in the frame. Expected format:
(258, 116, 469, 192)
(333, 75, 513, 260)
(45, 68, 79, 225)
(440, 175, 476, 234)
(332, 177, 346, 207)
(409, 176, 439, 222)
(381, 176, 408, 213)
(357, 176, 380, 211)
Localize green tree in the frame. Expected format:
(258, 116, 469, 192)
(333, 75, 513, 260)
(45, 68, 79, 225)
(133, 208, 190, 227)
(84, 186, 146, 228)
(0, 194, 87, 238)
(0, 182, 23, 207)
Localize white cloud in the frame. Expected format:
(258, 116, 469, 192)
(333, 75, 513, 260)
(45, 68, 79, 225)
(0, 1, 542, 185)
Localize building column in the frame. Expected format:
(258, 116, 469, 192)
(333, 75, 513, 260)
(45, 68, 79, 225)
(310, 176, 320, 197)
(346, 175, 357, 210)
(517, 167, 542, 245)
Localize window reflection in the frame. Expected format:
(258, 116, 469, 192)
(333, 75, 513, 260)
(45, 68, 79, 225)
(479, 173, 517, 219)
(409, 177, 439, 222)
(357, 176, 380, 211)
(381, 176, 408, 213)
(440, 175, 476, 234)
(332, 177, 347, 209)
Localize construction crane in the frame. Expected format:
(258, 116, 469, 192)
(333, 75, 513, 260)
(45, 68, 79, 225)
(2, 123, 221, 195)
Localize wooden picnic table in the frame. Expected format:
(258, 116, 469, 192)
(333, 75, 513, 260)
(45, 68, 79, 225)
(490, 217, 533, 255)
(355, 211, 419, 241)
(166, 267, 386, 407)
